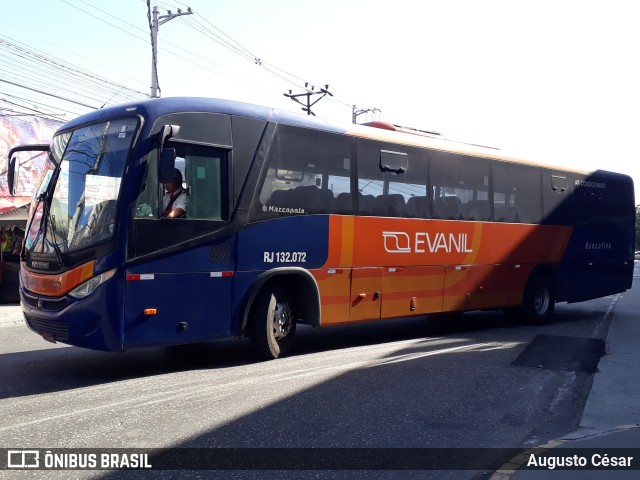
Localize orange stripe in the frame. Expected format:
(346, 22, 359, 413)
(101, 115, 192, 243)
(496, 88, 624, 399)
(21, 260, 96, 296)
(320, 294, 353, 306)
(339, 216, 355, 267)
(324, 215, 355, 268)
(382, 290, 444, 301)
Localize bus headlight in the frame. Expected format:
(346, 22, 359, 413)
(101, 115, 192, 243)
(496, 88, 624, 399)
(68, 268, 117, 299)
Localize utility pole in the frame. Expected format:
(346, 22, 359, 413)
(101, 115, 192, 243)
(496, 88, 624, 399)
(149, 4, 192, 98)
(284, 84, 333, 116)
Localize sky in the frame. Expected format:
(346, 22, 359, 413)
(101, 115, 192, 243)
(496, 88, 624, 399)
(2, 0, 639, 203)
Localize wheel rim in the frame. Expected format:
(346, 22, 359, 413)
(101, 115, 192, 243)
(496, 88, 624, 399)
(272, 301, 293, 341)
(533, 285, 550, 315)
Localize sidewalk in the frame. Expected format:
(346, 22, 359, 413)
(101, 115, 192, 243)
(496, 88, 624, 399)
(493, 265, 640, 479)
(0, 302, 22, 325)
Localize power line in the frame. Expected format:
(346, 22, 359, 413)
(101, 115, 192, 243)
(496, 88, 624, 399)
(174, 6, 380, 117)
(0, 33, 148, 117)
(0, 21, 149, 93)
(0, 37, 146, 97)
(150, 0, 354, 105)
(182, 15, 256, 64)
(60, 2, 359, 112)
(60, 0, 149, 44)
(2, 1, 379, 122)
(0, 55, 125, 105)
(0, 90, 80, 118)
(0, 78, 97, 109)
(0, 99, 68, 122)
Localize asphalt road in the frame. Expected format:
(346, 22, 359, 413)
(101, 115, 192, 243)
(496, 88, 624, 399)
(0, 282, 630, 480)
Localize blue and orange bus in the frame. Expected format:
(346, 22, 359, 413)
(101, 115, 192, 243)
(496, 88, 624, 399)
(7, 97, 636, 358)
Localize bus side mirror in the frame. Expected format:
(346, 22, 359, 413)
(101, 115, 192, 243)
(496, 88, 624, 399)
(157, 124, 180, 183)
(159, 148, 176, 183)
(159, 125, 180, 155)
(7, 155, 19, 196)
(6, 144, 50, 196)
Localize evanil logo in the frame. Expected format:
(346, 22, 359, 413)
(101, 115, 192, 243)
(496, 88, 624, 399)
(383, 231, 473, 254)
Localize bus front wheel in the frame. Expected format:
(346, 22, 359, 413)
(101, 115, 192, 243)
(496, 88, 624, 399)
(521, 274, 555, 323)
(250, 287, 297, 359)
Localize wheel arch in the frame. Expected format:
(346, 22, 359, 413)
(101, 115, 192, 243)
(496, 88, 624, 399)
(527, 263, 558, 293)
(240, 267, 321, 334)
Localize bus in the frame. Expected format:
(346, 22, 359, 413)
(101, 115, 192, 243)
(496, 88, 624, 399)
(7, 97, 636, 359)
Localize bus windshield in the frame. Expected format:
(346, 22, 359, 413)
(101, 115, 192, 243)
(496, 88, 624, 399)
(25, 118, 139, 256)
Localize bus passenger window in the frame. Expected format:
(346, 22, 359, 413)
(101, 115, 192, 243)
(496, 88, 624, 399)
(431, 153, 490, 221)
(541, 172, 575, 225)
(257, 126, 352, 216)
(406, 196, 429, 218)
(356, 140, 427, 218)
(493, 164, 542, 224)
(434, 195, 462, 220)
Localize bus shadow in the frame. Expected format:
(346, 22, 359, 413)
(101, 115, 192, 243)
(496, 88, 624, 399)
(87, 320, 562, 480)
(0, 339, 259, 401)
(292, 305, 601, 356)
(88, 307, 608, 480)
(0, 307, 600, 401)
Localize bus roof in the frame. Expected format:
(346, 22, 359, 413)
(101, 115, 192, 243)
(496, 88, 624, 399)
(57, 96, 612, 177)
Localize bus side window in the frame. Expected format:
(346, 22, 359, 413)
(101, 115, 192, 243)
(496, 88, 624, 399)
(429, 152, 493, 222)
(136, 145, 227, 221)
(356, 140, 428, 218)
(542, 172, 573, 225)
(184, 150, 225, 221)
(257, 126, 352, 216)
(493, 163, 542, 224)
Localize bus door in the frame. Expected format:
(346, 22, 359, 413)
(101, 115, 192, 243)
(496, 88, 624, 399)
(349, 267, 383, 322)
(127, 118, 233, 347)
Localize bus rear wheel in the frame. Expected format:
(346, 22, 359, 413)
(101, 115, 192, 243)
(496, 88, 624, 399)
(250, 287, 297, 359)
(521, 274, 555, 323)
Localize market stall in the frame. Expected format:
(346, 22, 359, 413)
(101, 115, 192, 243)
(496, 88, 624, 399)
(0, 204, 28, 302)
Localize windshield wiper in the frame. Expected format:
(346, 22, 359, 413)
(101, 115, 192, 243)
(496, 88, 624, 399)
(40, 196, 65, 268)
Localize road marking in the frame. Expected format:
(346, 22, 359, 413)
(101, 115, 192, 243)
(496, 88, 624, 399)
(592, 293, 620, 338)
(546, 371, 577, 415)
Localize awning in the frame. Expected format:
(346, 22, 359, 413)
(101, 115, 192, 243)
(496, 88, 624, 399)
(0, 196, 31, 215)
(0, 204, 29, 226)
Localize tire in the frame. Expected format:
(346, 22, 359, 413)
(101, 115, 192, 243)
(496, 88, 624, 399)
(250, 287, 297, 359)
(521, 274, 555, 323)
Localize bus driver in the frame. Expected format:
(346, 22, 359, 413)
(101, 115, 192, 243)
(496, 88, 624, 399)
(162, 168, 187, 218)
